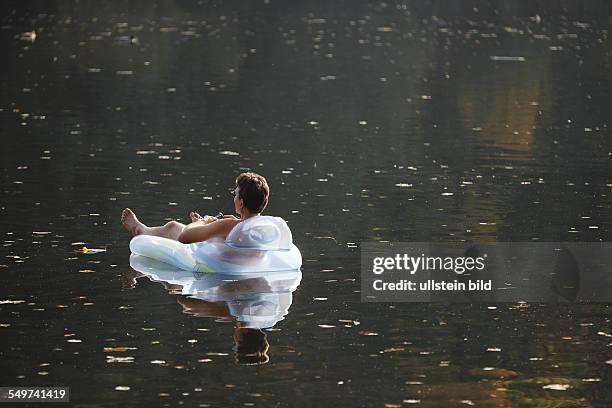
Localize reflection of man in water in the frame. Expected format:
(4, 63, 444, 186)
(233, 326, 269, 365)
(123, 269, 297, 365)
(177, 296, 271, 365)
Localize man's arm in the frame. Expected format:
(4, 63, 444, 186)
(177, 218, 236, 244)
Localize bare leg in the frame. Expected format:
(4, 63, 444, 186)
(121, 208, 187, 240)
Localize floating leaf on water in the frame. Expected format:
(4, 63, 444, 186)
(106, 356, 134, 363)
(103, 347, 136, 352)
(82, 247, 106, 254)
(490, 56, 526, 62)
(542, 384, 570, 391)
(382, 348, 405, 353)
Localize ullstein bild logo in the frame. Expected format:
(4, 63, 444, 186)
(361, 242, 612, 303)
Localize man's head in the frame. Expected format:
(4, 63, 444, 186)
(234, 172, 270, 214)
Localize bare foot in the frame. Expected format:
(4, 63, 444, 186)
(121, 208, 145, 235)
(190, 211, 203, 222)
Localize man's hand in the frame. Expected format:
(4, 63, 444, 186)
(202, 215, 217, 224)
(190, 212, 238, 224)
(190, 211, 217, 224)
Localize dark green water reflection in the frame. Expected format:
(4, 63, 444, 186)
(0, 1, 611, 406)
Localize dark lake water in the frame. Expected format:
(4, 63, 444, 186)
(1, 1, 611, 406)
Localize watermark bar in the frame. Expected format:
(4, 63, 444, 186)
(361, 242, 612, 302)
(0, 387, 69, 403)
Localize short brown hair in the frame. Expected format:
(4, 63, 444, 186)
(236, 172, 270, 213)
(234, 329, 269, 365)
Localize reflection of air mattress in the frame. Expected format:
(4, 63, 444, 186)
(129, 216, 302, 273)
(129, 254, 302, 329)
